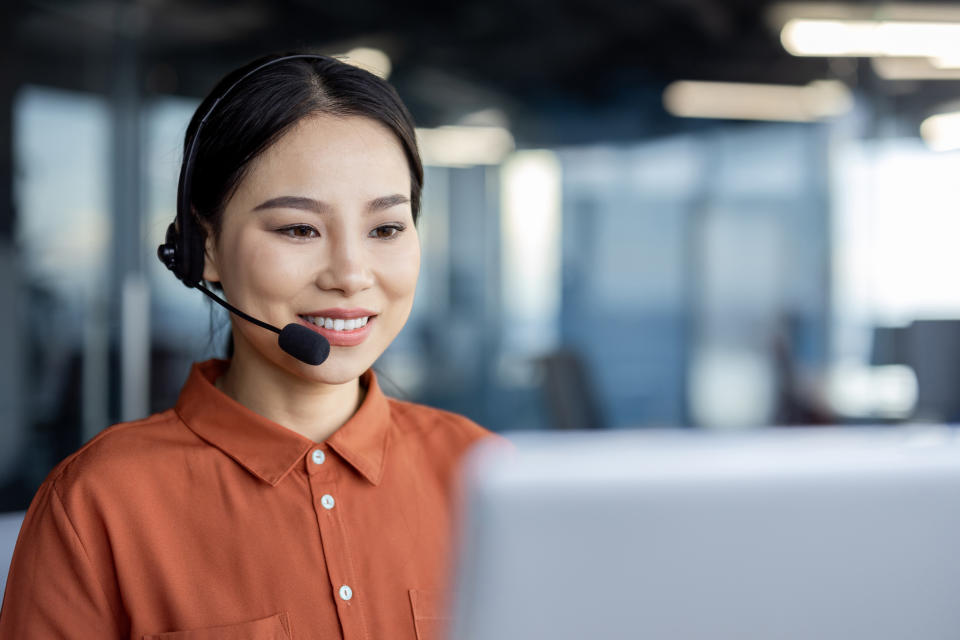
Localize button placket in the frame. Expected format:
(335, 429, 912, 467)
(307, 461, 367, 636)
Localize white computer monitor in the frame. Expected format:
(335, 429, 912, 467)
(451, 426, 960, 640)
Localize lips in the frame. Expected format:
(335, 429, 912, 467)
(303, 308, 375, 320)
(298, 310, 377, 347)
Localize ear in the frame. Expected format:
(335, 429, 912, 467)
(200, 222, 222, 283)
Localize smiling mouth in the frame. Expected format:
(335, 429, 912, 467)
(299, 314, 371, 332)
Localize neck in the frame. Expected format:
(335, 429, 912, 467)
(217, 340, 364, 443)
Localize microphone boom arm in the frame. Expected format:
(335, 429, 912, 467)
(195, 282, 281, 335)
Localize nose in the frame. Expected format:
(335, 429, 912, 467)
(314, 233, 374, 297)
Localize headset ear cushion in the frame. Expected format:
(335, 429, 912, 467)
(158, 223, 180, 274)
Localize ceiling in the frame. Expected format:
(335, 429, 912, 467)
(3, 0, 960, 145)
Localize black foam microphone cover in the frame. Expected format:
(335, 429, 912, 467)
(278, 323, 331, 366)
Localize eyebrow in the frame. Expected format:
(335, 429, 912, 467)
(252, 194, 410, 214)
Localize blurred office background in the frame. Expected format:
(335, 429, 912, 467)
(3, 0, 960, 511)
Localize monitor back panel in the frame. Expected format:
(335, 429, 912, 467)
(452, 428, 960, 640)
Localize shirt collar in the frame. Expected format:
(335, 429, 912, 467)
(175, 360, 392, 487)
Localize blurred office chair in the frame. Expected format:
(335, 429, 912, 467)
(0, 510, 25, 599)
(772, 314, 834, 425)
(538, 349, 606, 430)
(872, 320, 960, 422)
(870, 325, 909, 368)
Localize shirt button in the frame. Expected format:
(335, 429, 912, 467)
(311, 450, 326, 465)
(321, 494, 336, 510)
(339, 585, 353, 601)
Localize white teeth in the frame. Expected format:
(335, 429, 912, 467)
(303, 315, 371, 331)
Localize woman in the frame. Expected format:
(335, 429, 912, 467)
(0, 53, 494, 639)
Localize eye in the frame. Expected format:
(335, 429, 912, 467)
(370, 223, 405, 240)
(278, 224, 319, 239)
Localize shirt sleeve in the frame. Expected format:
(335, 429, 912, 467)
(0, 479, 124, 638)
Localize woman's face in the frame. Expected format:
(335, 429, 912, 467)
(203, 114, 420, 385)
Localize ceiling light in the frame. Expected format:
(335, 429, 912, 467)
(920, 111, 960, 151)
(457, 108, 510, 128)
(933, 55, 960, 69)
(872, 57, 960, 80)
(342, 47, 392, 79)
(768, 3, 960, 29)
(415, 126, 516, 167)
(663, 80, 853, 123)
(781, 18, 960, 58)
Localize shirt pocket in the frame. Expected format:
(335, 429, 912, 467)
(142, 611, 292, 640)
(408, 589, 451, 640)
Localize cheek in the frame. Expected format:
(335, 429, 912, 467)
(225, 231, 307, 300)
(382, 240, 421, 303)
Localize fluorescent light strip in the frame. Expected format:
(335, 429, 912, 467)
(921, 111, 960, 152)
(663, 80, 853, 123)
(768, 3, 960, 27)
(416, 126, 516, 167)
(933, 55, 960, 69)
(782, 18, 960, 58)
(341, 47, 392, 79)
(872, 57, 960, 80)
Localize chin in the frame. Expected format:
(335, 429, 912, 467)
(230, 328, 370, 384)
(291, 355, 373, 386)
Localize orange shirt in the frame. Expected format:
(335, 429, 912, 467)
(0, 360, 494, 639)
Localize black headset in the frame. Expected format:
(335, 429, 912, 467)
(156, 54, 332, 365)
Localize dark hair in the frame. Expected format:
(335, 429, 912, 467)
(184, 52, 423, 238)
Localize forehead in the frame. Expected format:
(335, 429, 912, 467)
(238, 114, 410, 198)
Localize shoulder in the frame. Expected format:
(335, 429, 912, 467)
(384, 398, 507, 483)
(7, 413, 191, 631)
(43, 409, 192, 506)
(387, 397, 497, 450)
